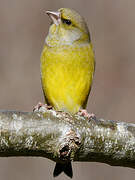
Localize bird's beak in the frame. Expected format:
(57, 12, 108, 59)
(46, 10, 61, 26)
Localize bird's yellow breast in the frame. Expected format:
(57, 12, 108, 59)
(41, 43, 95, 114)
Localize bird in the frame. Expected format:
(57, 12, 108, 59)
(40, 8, 95, 178)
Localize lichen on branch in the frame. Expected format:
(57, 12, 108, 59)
(0, 108, 135, 169)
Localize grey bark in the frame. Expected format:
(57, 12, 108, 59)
(0, 108, 135, 169)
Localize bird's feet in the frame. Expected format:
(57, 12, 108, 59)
(33, 102, 53, 112)
(78, 109, 95, 119)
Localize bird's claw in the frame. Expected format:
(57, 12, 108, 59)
(78, 109, 95, 120)
(33, 102, 52, 112)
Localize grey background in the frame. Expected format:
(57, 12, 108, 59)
(0, 0, 135, 179)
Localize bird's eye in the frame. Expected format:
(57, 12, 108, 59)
(62, 18, 72, 25)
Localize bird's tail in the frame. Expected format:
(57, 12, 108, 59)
(53, 162, 73, 178)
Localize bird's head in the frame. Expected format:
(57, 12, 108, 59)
(45, 8, 90, 47)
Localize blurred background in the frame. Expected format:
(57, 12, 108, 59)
(0, 0, 135, 179)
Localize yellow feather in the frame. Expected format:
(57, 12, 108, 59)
(41, 43, 94, 114)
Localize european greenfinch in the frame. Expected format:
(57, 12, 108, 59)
(40, 8, 95, 178)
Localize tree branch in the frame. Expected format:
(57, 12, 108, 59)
(0, 108, 135, 169)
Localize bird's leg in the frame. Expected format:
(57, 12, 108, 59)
(78, 109, 96, 119)
(33, 102, 53, 112)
